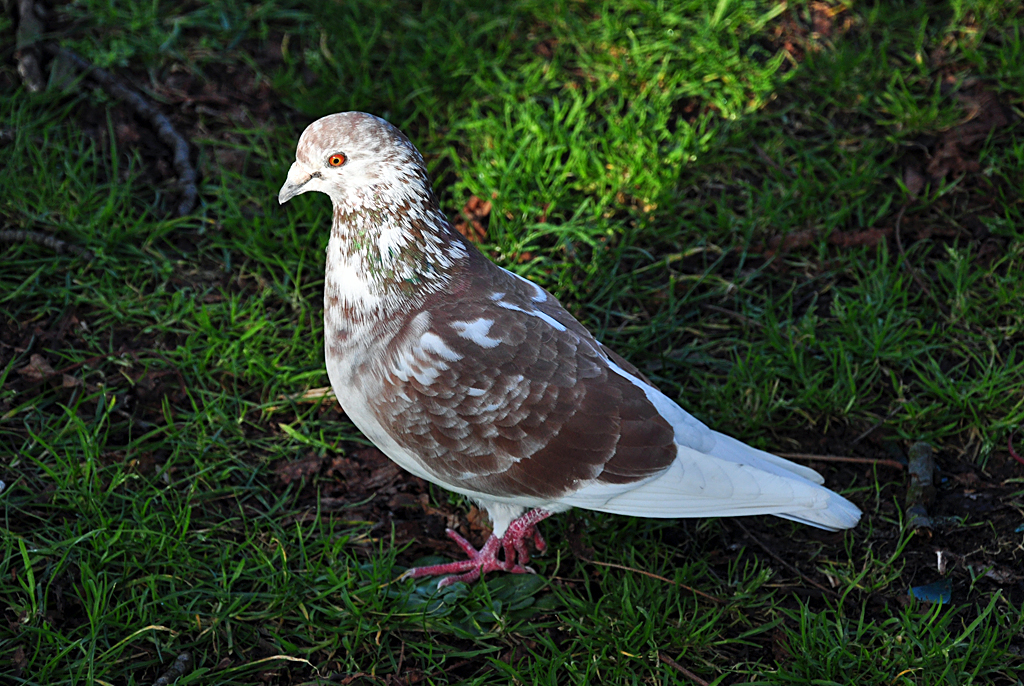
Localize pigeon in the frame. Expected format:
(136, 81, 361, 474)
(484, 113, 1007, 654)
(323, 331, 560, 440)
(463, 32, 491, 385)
(279, 112, 861, 588)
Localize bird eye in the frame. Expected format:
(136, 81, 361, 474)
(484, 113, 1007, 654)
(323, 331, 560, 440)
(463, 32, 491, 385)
(327, 153, 346, 167)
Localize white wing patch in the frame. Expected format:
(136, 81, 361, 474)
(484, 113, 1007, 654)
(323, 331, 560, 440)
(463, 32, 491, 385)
(388, 314, 462, 387)
(487, 285, 566, 332)
(494, 300, 567, 332)
(418, 332, 462, 362)
(413, 364, 441, 386)
(451, 318, 502, 348)
(502, 267, 549, 302)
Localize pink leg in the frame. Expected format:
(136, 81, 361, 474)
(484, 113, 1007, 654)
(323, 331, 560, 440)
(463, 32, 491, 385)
(502, 509, 552, 568)
(443, 527, 483, 558)
(401, 508, 552, 588)
(532, 526, 547, 552)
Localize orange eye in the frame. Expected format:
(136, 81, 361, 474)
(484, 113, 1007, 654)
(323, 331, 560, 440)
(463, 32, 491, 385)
(327, 153, 346, 167)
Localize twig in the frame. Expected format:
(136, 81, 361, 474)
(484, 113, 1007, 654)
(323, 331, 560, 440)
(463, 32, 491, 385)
(658, 653, 711, 686)
(336, 673, 386, 685)
(850, 419, 884, 445)
(700, 303, 765, 328)
(733, 520, 836, 597)
(152, 652, 192, 686)
(43, 45, 198, 217)
(442, 659, 471, 675)
(775, 452, 904, 470)
(576, 555, 723, 604)
(267, 386, 335, 412)
(14, 0, 45, 92)
(0, 229, 94, 259)
(1009, 433, 1024, 468)
(47, 354, 114, 379)
(893, 203, 948, 316)
(752, 143, 795, 178)
(319, 659, 469, 686)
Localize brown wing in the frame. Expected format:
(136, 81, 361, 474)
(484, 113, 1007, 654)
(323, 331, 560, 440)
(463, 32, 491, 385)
(368, 252, 677, 500)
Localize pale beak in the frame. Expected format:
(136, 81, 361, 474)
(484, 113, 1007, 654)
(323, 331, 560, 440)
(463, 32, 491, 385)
(278, 161, 315, 204)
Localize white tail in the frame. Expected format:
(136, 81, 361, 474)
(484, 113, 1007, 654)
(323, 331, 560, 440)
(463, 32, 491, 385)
(564, 431, 862, 531)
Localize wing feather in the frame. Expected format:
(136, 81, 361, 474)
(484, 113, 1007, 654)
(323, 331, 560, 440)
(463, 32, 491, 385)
(365, 253, 859, 530)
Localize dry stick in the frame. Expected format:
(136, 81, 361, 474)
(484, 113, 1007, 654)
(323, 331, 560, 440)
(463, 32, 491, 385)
(336, 673, 386, 685)
(576, 555, 723, 604)
(775, 452, 905, 471)
(395, 641, 405, 681)
(733, 520, 836, 598)
(14, 0, 45, 92)
(329, 660, 470, 686)
(441, 660, 471, 676)
(700, 303, 765, 328)
(152, 652, 192, 686)
(0, 229, 94, 259)
(44, 45, 198, 217)
(658, 653, 712, 686)
(893, 203, 949, 316)
(1008, 433, 1024, 468)
(851, 406, 906, 446)
(850, 419, 884, 445)
(752, 142, 795, 179)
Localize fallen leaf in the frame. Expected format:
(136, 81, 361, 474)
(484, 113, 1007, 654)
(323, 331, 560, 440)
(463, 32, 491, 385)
(363, 461, 401, 490)
(466, 504, 491, 532)
(453, 195, 491, 242)
(975, 237, 1004, 265)
(828, 227, 891, 248)
(763, 228, 818, 256)
(926, 86, 1011, 180)
(534, 38, 558, 59)
(17, 354, 56, 382)
(387, 492, 421, 509)
(903, 165, 925, 197)
(274, 452, 325, 484)
(952, 472, 982, 487)
(772, 626, 793, 661)
(984, 567, 1018, 584)
(12, 646, 26, 677)
(810, 2, 834, 37)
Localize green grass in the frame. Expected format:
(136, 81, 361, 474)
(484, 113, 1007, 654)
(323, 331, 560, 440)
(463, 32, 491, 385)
(2, 0, 1024, 683)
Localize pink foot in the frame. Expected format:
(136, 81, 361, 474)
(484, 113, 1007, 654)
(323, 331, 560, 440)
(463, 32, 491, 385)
(400, 529, 530, 588)
(400, 509, 552, 588)
(501, 508, 550, 567)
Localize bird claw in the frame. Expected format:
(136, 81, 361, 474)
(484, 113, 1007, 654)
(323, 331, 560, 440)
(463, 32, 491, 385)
(399, 510, 552, 587)
(401, 531, 545, 587)
(401, 534, 528, 588)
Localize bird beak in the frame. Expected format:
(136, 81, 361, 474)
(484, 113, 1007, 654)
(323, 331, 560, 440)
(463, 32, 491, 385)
(278, 161, 315, 205)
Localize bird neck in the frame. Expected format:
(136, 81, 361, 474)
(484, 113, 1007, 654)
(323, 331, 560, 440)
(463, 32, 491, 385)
(325, 196, 469, 320)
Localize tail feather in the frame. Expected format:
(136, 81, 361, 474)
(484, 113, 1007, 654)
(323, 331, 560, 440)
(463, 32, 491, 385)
(772, 489, 863, 531)
(563, 441, 862, 531)
(708, 431, 826, 485)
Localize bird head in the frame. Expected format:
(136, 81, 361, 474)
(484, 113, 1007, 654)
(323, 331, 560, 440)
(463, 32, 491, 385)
(278, 112, 432, 211)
